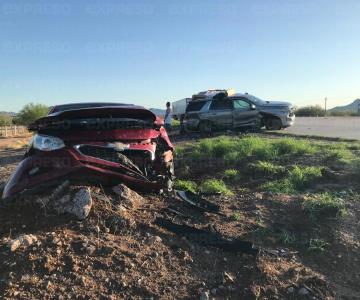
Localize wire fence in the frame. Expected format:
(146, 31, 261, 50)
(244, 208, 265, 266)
(0, 125, 29, 137)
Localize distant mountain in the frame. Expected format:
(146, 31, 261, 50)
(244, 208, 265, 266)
(0, 111, 16, 116)
(149, 108, 165, 117)
(329, 99, 360, 113)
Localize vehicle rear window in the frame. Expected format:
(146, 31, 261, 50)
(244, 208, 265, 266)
(186, 101, 206, 112)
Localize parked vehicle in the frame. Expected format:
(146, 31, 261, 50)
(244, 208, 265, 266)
(2, 103, 175, 200)
(183, 90, 295, 133)
(172, 98, 190, 121)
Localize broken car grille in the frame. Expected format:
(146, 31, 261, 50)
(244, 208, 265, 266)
(77, 145, 122, 163)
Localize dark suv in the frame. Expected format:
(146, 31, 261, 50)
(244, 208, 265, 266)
(183, 92, 295, 133)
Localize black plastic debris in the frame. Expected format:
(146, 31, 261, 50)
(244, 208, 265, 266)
(154, 217, 259, 257)
(176, 190, 220, 214)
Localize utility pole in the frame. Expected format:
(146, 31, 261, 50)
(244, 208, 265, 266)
(324, 97, 327, 115)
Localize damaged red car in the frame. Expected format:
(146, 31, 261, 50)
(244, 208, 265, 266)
(2, 103, 175, 201)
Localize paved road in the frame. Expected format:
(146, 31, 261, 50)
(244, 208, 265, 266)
(283, 117, 360, 140)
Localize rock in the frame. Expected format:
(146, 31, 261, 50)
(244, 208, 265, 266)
(46, 280, 52, 290)
(8, 234, 38, 252)
(223, 271, 235, 283)
(199, 290, 210, 300)
(211, 288, 217, 295)
(86, 245, 96, 256)
(298, 287, 310, 296)
(287, 287, 294, 294)
(112, 184, 144, 209)
(146, 235, 162, 245)
(100, 246, 114, 256)
(54, 187, 93, 220)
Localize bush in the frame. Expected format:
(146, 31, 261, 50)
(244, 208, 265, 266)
(329, 111, 359, 117)
(174, 180, 198, 193)
(0, 113, 13, 126)
(200, 179, 233, 196)
(14, 103, 49, 125)
(295, 105, 325, 117)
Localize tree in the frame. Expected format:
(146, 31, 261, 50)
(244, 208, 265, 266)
(0, 113, 13, 126)
(295, 105, 326, 117)
(15, 103, 49, 125)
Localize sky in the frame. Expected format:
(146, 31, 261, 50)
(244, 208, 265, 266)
(0, 0, 359, 112)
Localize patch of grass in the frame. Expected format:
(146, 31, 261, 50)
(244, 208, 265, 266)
(261, 166, 323, 193)
(272, 138, 316, 155)
(174, 180, 198, 193)
(346, 142, 360, 151)
(250, 161, 285, 175)
(302, 192, 345, 219)
(232, 212, 242, 221)
(276, 230, 297, 245)
(200, 179, 233, 196)
(189, 136, 319, 166)
(253, 226, 273, 239)
(289, 166, 323, 189)
(261, 180, 294, 193)
(223, 169, 240, 182)
(308, 238, 329, 252)
(320, 142, 355, 163)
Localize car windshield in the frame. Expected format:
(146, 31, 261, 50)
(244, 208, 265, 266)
(245, 95, 267, 105)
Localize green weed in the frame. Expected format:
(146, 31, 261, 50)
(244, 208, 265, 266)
(308, 238, 329, 252)
(302, 192, 345, 219)
(232, 212, 242, 221)
(200, 179, 233, 196)
(261, 166, 323, 193)
(174, 180, 198, 193)
(250, 161, 285, 175)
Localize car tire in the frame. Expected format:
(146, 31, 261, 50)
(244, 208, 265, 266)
(265, 117, 282, 130)
(199, 121, 212, 135)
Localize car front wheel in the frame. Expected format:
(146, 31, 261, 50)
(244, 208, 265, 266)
(265, 117, 282, 130)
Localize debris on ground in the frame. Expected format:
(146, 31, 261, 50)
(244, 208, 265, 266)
(154, 217, 259, 256)
(176, 190, 220, 213)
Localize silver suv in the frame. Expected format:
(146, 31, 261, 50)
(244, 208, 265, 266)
(183, 91, 295, 133)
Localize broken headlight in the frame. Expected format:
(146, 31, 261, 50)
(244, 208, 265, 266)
(32, 134, 65, 151)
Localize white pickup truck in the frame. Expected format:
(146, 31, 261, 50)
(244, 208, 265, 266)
(172, 98, 191, 120)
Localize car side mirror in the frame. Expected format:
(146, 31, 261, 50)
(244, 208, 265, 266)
(250, 104, 256, 110)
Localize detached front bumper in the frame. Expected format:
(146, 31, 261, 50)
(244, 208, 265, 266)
(2, 147, 162, 201)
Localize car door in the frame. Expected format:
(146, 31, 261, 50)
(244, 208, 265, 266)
(207, 98, 233, 130)
(232, 98, 259, 128)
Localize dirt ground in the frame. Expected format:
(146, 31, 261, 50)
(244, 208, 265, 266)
(0, 136, 359, 299)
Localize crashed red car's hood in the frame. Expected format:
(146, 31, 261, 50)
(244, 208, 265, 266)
(29, 106, 159, 131)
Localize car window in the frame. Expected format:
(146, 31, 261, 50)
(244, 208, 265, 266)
(186, 101, 207, 112)
(233, 99, 250, 111)
(209, 98, 233, 110)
